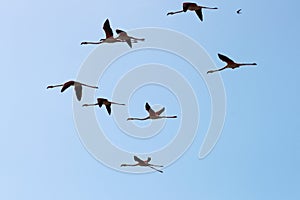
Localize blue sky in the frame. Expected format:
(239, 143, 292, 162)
(1, 0, 300, 199)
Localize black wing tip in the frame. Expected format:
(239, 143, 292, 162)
(116, 29, 125, 34)
(217, 53, 227, 59)
(103, 19, 110, 27)
(106, 105, 112, 115)
(145, 102, 150, 111)
(133, 155, 140, 161)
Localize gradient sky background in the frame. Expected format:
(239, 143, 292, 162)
(1, 0, 300, 199)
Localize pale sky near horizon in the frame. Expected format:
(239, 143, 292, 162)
(1, 0, 300, 200)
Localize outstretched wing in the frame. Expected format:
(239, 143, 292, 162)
(125, 39, 132, 48)
(74, 83, 82, 101)
(116, 29, 132, 48)
(105, 104, 111, 115)
(61, 81, 74, 93)
(195, 9, 203, 21)
(134, 156, 143, 163)
(155, 107, 165, 116)
(103, 19, 113, 38)
(116, 29, 125, 34)
(207, 66, 228, 74)
(145, 102, 156, 116)
(218, 53, 235, 64)
(146, 157, 151, 162)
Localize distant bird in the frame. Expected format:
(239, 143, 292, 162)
(236, 9, 242, 14)
(115, 29, 145, 48)
(82, 98, 125, 115)
(81, 19, 122, 45)
(47, 80, 98, 101)
(207, 53, 257, 74)
(121, 156, 163, 173)
(127, 102, 177, 121)
(167, 2, 218, 21)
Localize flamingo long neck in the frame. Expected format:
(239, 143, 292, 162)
(122, 164, 138, 167)
(47, 84, 64, 89)
(238, 63, 257, 66)
(207, 66, 228, 74)
(82, 103, 98, 107)
(81, 41, 102, 45)
(127, 116, 150, 121)
(168, 10, 184, 15)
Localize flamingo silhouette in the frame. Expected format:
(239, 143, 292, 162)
(207, 53, 257, 74)
(115, 29, 145, 48)
(127, 102, 177, 121)
(47, 80, 98, 101)
(82, 98, 125, 115)
(81, 19, 122, 45)
(121, 156, 163, 173)
(167, 2, 218, 21)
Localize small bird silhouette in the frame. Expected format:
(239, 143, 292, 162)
(47, 81, 98, 101)
(127, 102, 177, 121)
(121, 156, 163, 173)
(167, 2, 218, 21)
(115, 29, 145, 48)
(81, 19, 144, 48)
(81, 19, 122, 45)
(82, 98, 125, 115)
(207, 53, 257, 74)
(237, 9, 242, 14)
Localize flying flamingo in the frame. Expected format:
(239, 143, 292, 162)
(237, 9, 242, 14)
(82, 98, 125, 115)
(81, 19, 122, 45)
(120, 156, 163, 173)
(115, 29, 145, 48)
(207, 53, 257, 74)
(47, 80, 98, 101)
(127, 102, 177, 121)
(167, 2, 218, 21)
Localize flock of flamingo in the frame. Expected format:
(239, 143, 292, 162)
(47, 2, 257, 173)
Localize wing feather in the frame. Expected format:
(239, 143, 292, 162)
(74, 83, 82, 101)
(105, 104, 111, 115)
(61, 81, 74, 93)
(116, 29, 125, 34)
(195, 9, 203, 21)
(103, 19, 113, 38)
(145, 103, 156, 116)
(155, 107, 165, 116)
(218, 53, 235, 64)
(125, 39, 132, 48)
(134, 156, 143, 163)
